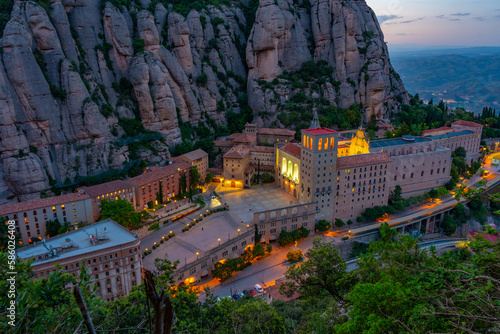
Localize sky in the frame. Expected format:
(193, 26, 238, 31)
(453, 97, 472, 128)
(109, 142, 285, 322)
(366, 0, 500, 47)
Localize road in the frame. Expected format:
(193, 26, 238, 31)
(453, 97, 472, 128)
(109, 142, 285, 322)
(196, 235, 465, 299)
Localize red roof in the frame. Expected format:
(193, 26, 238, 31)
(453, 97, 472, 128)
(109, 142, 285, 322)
(232, 133, 257, 144)
(78, 180, 133, 198)
(422, 126, 453, 134)
(267, 281, 301, 302)
(128, 161, 191, 186)
(214, 140, 234, 147)
(303, 128, 337, 135)
(280, 143, 302, 159)
(223, 145, 250, 159)
(469, 232, 499, 243)
(250, 146, 275, 153)
(257, 128, 295, 136)
(337, 152, 392, 169)
(452, 120, 483, 128)
(0, 193, 90, 216)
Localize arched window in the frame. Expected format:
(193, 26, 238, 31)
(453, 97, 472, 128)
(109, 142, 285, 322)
(309, 137, 313, 150)
(303, 135, 307, 146)
(294, 164, 299, 181)
(324, 138, 328, 150)
(318, 138, 322, 150)
(288, 161, 293, 177)
(330, 137, 334, 149)
(282, 158, 287, 174)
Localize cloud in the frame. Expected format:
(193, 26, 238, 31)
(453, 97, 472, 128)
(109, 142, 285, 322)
(399, 17, 425, 24)
(436, 15, 446, 19)
(474, 17, 486, 21)
(449, 19, 461, 21)
(395, 33, 407, 36)
(377, 15, 403, 24)
(451, 12, 470, 16)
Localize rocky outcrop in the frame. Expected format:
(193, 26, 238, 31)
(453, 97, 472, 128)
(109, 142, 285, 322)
(246, 0, 407, 121)
(0, 0, 406, 202)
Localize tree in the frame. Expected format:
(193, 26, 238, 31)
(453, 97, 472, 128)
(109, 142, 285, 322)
(212, 258, 243, 282)
(315, 219, 331, 232)
(388, 185, 403, 204)
(428, 188, 439, 200)
(156, 181, 163, 204)
(266, 244, 273, 254)
(279, 238, 358, 303)
(205, 172, 215, 184)
(454, 146, 467, 158)
(338, 225, 500, 334)
(179, 172, 187, 195)
(347, 219, 353, 226)
(45, 219, 62, 237)
(286, 249, 303, 262)
(190, 166, 200, 189)
(334, 218, 344, 228)
(252, 243, 265, 259)
(277, 230, 294, 246)
(100, 198, 151, 228)
(441, 215, 457, 235)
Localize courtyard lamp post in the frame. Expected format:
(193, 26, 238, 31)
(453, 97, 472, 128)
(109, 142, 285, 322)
(218, 238, 221, 246)
(196, 252, 199, 260)
(237, 229, 240, 236)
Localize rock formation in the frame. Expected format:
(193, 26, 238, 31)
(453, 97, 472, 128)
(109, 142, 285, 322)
(0, 0, 407, 203)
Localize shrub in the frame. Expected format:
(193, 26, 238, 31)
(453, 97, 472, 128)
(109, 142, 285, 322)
(315, 219, 331, 232)
(286, 249, 303, 263)
(347, 220, 353, 225)
(196, 73, 208, 85)
(133, 38, 145, 53)
(356, 216, 365, 223)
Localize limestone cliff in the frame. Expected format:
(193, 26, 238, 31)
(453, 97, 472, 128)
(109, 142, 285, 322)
(0, 0, 407, 203)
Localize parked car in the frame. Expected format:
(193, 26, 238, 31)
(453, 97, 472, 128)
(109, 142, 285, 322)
(255, 284, 264, 293)
(242, 290, 251, 296)
(238, 292, 245, 298)
(249, 289, 256, 296)
(232, 294, 240, 300)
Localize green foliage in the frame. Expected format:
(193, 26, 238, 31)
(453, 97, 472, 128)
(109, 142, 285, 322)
(252, 243, 266, 259)
(45, 219, 62, 238)
(132, 38, 145, 53)
(334, 218, 344, 228)
(315, 219, 331, 231)
(356, 216, 365, 223)
(99, 198, 151, 228)
(261, 172, 274, 183)
(277, 227, 310, 246)
(441, 214, 457, 235)
(0, 0, 14, 37)
(195, 73, 208, 85)
(212, 257, 247, 281)
(388, 185, 402, 204)
(190, 166, 201, 189)
(205, 172, 216, 184)
(286, 249, 303, 262)
(454, 146, 467, 158)
(280, 238, 358, 302)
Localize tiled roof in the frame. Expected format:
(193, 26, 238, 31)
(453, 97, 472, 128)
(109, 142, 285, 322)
(422, 126, 453, 134)
(452, 120, 483, 128)
(257, 128, 295, 136)
(337, 152, 392, 169)
(223, 145, 250, 159)
(128, 161, 191, 186)
(78, 180, 133, 197)
(180, 149, 208, 161)
(214, 140, 234, 147)
(232, 133, 257, 143)
(267, 281, 301, 302)
(338, 143, 349, 149)
(303, 128, 337, 135)
(378, 123, 394, 129)
(279, 143, 302, 159)
(0, 193, 90, 216)
(250, 146, 275, 153)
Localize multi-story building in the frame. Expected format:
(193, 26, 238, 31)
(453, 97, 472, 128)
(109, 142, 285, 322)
(77, 180, 136, 221)
(0, 193, 94, 244)
(423, 120, 482, 158)
(334, 152, 392, 220)
(222, 145, 275, 188)
(17, 219, 142, 301)
(178, 149, 209, 181)
(129, 161, 191, 210)
(297, 128, 339, 220)
(370, 136, 452, 197)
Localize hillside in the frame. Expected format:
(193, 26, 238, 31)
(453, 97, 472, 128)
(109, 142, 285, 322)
(0, 0, 407, 203)
(391, 47, 500, 113)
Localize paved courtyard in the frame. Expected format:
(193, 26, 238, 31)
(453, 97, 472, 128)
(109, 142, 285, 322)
(216, 185, 299, 223)
(143, 212, 249, 270)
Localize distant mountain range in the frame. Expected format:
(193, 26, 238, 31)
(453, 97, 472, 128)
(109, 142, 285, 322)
(390, 46, 500, 113)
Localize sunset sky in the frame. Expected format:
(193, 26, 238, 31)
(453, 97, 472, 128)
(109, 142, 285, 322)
(366, 0, 500, 47)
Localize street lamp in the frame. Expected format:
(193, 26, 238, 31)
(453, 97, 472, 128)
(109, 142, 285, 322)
(196, 252, 199, 259)
(218, 238, 221, 246)
(170, 231, 173, 234)
(237, 229, 240, 235)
